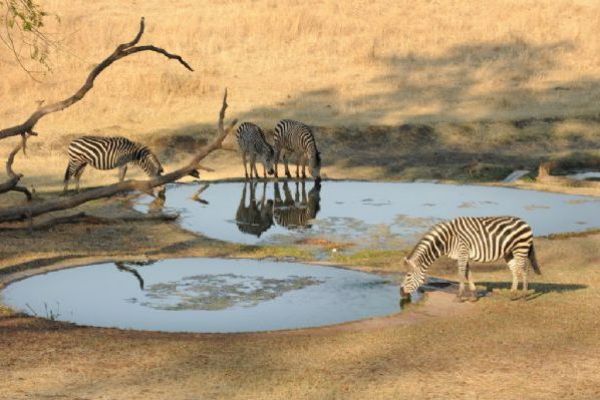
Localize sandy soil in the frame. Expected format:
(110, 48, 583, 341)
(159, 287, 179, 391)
(1, 191, 599, 399)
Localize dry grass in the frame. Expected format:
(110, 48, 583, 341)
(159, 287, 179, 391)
(1, 210, 599, 399)
(1, 0, 600, 192)
(2, 0, 599, 131)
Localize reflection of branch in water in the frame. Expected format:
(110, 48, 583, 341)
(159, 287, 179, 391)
(148, 187, 166, 214)
(115, 262, 145, 290)
(191, 183, 210, 205)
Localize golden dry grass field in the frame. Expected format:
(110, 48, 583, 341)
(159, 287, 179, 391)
(1, 0, 600, 191)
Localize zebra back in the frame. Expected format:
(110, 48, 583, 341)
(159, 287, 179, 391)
(273, 120, 319, 160)
(236, 122, 274, 158)
(67, 136, 163, 176)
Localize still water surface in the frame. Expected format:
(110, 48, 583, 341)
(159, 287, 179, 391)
(2, 258, 400, 333)
(136, 180, 600, 246)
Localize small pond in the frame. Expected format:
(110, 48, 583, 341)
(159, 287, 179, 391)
(135, 180, 600, 247)
(2, 258, 401, 333)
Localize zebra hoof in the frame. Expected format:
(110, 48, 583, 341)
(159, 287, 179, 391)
(454, 296, 467, 303)
(468, 294, 479, 302)
(510, 292, 521, 301)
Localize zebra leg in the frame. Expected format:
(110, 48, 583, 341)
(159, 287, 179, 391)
(507, 258, 521, 300)
(251, 155, 260, 179)
(274, 149, 280, 179)
(118, 165, 128, 182)
(73, 164, 87, 192)
(518, 256, 529, 299)
(242, 152, 249, 179)
(284, 153, 292, 179)
(466, 265, 478, 302)
(301, 156, 307, 179)
(456, 260, 468, 302)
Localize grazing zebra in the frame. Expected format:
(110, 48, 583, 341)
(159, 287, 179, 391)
(273, 119, 321, 180)
(236, 122, 275, 179)
(273, 180, 321, 229)
(235, 181, 274, 237)
(400, 216, 541, 301)
(63, 136, 166, 192)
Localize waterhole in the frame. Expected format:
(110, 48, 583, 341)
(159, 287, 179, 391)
(136, 180, 600, 246)
(2, 258, 401, 333)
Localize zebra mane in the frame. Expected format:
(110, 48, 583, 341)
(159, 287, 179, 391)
(407, 221, 450, 261)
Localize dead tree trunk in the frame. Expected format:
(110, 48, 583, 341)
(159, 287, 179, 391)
(0, 89, 237, 223)
(0, 17, 193, 197)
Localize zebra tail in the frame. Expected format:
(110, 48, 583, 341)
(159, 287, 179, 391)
(528, 244, 542, 275)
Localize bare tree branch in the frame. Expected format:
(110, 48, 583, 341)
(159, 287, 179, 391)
(0, 89, 237, 223)
(0, 17, 193, 141)
(0, 136, 32, 199)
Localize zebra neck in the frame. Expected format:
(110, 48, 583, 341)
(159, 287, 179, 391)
(410, 245, 444, 271)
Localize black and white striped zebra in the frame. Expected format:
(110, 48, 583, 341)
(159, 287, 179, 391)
(273, 119, 321, 180)
(64, 136, 165, 192)
(400, 216, 541, 301)
(236, 122, 275, 179)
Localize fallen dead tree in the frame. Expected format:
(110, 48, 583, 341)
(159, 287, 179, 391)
(0, 17, 193, 199)
(0, 89, 237, 224)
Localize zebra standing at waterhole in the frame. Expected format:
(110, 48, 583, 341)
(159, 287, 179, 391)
(400, 216, 541, 302)
(236, 122, 275, 179)
(273, 119, 321, 181)
(64, 136, 181, 192)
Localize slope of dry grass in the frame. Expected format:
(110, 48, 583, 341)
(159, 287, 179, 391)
(2, 0, 600, 133)
(1, 0, 600, 193)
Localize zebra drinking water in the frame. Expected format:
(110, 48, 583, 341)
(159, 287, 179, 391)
(400, 216, 541, 301)
(236, 122, 275, 179)
(273, 119, 321, 181)
(64, 136, 185, 192)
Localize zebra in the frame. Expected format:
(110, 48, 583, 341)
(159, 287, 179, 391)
(400, 216, 541, 302)
(64, 136, 164, 192)
(273, 119, 321, 181)
(235, 181, 274, 237)
(273, 180, 321, 229)
(236, 122, 275, 179)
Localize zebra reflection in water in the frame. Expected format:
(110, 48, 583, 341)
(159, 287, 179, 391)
(273, 180, 321, 230)
(235, 181, 274, 237)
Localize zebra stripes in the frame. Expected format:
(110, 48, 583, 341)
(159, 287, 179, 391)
(401, 216, 541, 301)
(236, 122, 275, 179)
(64, 136, 163, 192)
(235, 181, 274, 237)
(273, 119, 321, 180)
(273, 180, 321, 229)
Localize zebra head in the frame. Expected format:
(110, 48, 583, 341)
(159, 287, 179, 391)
(309, 150, 321, 180)
(137, 147, 164, 177)
(261, 146, 276, 176)
(400, 257, 422, 298)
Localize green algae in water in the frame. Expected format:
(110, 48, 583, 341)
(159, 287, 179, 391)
(135, 274, 323, 311)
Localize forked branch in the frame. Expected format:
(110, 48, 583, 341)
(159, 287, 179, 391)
(0, 17, 193, 140)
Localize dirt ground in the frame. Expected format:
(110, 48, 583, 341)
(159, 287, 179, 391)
(1, 184, 599, 399)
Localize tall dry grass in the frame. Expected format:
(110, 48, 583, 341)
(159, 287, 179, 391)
(1, 0, 599, 134)
(0, 0, 599, 190)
